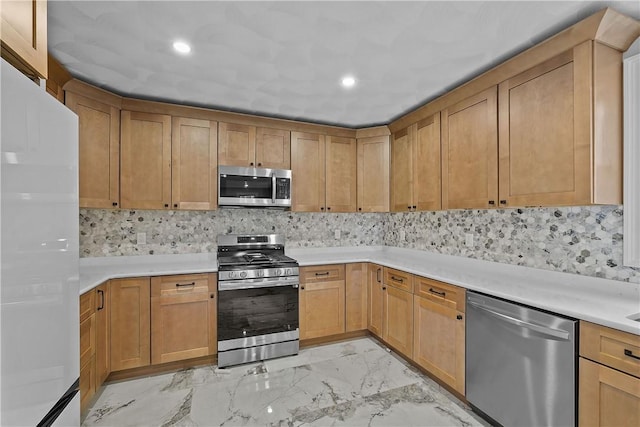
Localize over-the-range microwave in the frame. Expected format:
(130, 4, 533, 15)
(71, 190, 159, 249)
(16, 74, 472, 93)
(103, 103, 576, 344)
(218, 165, 292, 208)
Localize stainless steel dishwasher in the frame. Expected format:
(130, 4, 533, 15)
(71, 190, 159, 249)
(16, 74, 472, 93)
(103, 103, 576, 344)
(466, 291, 578, 427)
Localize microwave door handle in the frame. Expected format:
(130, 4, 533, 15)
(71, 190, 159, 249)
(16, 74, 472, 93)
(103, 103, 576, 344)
(271, 173, 276, 203)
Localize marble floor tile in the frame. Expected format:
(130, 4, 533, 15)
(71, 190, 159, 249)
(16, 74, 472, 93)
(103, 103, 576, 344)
(83, 337, 489, 427)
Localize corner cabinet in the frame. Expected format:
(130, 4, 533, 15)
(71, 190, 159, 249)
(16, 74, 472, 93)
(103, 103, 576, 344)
(120, 111, 172, 210)
(579, 321, 640, 427)
(498, 41, 622, 207)
(345, 263, 368, 332)
(299, 265, 346, 339)
(325, 136, 357, 212)
(0, 0, 47, 78)
(151, 273, 217, 364)
(441, 86, 498, 210)
(367, 264, 384, 337)
(413, 277, 465, 394)
(65, 88, 121, 209)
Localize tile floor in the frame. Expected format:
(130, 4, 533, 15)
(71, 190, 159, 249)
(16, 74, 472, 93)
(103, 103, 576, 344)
(83, 338, 490, 426)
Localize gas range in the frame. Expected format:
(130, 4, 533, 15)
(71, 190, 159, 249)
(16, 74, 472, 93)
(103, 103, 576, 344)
(216, 234, 300, 367)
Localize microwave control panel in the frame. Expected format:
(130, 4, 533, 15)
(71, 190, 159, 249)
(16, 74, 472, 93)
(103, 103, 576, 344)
(276, 178, 291, 199)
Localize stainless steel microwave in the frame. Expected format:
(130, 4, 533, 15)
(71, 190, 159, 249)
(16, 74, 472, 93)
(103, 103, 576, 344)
(218, 165, 292, 208)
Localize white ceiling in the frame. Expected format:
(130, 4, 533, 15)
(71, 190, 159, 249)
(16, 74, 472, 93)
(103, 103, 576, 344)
(48, 1, 640, 128)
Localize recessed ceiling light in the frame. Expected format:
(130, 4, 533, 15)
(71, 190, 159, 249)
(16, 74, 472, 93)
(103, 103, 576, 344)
(173, 41, 191, 54)
(341, 75, 356, 88)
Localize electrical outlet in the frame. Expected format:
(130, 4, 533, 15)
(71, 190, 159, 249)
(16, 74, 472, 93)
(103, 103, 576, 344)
(399, 230, 406, 241)
(465, 233, 473, 247)
(137, 232, 147, 245)
(334, 229, 341, 239)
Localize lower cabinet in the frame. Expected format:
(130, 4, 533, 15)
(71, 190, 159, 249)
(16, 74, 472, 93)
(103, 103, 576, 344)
(345, 263, 368, 332)
(110, 277, 151, 371)
(579, 321, 640, 426)
(382, 282, 414, 358)
(412, 277, 465, 394)
(299, 265, 346, 339)
(367, 264, 384, 336)
(95, 283, 110, 385)
(151, 273, 217, 364)
(79, 291, 96, 413)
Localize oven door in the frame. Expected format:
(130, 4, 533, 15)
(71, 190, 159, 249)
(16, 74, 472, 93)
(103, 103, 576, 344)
(217, 282, 299, 347)
(218, 165, 291, 208)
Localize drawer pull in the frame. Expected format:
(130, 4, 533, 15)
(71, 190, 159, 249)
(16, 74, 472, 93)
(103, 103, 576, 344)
(97, 289, 105, 310)
(176, 282, 196, 288)
(315, 272, 330, 276)
(391, 275, 404, 283)
(429, 288, 446, 298)
(624, 349, 640, 360)
(376, 268, 381, 283)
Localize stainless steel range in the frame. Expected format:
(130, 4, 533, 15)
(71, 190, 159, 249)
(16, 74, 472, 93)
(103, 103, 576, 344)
(216, 234, 299, 367)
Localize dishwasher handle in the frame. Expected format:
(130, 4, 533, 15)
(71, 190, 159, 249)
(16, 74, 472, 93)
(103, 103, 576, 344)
(467, 300, 570, 340)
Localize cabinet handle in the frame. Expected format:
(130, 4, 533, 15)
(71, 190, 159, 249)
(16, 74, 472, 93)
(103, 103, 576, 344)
(176, 282, 196, 288)
(174, 203, 178, 208)
(300, 286, 305, 290)
(500, 200, 507, 205)
(488, 200, 495, 205)
(210, 294, 215, 299)
(456, 314, 463, 320)
(376, 268, 381, 283)
(429, 288, 446, 298)
(391, 275, 404, 283)
(112, 202, 118, 207)
(164, 203, 169, 208)
(358, 207, 362, 211)
(315, 272, 330, 276)
(327, 207, 331, 211)
(320, 207, 325, 211)
(258, 163, 262, 166)
(412, 206, 416, 209)
(97, 289, 105, 310)
(382, 286, 386, 291)
(407, 206, 411, 210)
(250, 162, 254, 166)
(624, 349, 640, 360)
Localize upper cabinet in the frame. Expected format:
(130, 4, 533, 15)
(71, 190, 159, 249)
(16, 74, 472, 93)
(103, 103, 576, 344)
(325, 136, 357, 212)
(441, 87, 498, 210)
(121, 111, 172, 210)
(0, 0, 47, 78)
(391, 113, 442, 212)
(498, 42, 622, 207)
(291, 131, 326, 212)
(357, 135, 390, 212)
(65, 83, 122, 209)
(218, 122, 290, 169)
(171, 117, 217, 210)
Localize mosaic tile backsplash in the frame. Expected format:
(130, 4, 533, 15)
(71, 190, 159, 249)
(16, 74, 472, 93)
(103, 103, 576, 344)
(79, 205, 640, 283)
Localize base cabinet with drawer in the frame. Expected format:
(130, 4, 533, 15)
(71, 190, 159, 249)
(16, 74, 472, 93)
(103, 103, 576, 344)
(151, 273, 217, 365)
(299, 265, 346, 339)
(413, 277, 465, 394)
(579, 321, 640, 427)
(381, 268, 414, 358)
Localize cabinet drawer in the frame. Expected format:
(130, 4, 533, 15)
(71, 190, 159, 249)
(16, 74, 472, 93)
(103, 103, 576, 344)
(301, 265, 345, 283)
(414, 276, 466, 313)
(383, 267, 413, 292)
(80, 314, 95, 368)
(151, 274, 210, 298)
(80, 291, 95, 323)
(581, 321, 640, 378)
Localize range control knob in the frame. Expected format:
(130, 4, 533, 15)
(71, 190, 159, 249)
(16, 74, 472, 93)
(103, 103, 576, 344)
(285, 268, 292, 275)
(275, 269, 282, 276)
(257, 270, 264, 277)
(239, 271, 247, 279)
(228, 271, 236, 279)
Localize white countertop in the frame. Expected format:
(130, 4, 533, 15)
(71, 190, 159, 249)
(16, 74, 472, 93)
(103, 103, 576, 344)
(79, 246, 640, 336)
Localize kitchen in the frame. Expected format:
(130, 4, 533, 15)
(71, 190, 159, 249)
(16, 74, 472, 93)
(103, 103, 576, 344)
(1, 1, 640, 426)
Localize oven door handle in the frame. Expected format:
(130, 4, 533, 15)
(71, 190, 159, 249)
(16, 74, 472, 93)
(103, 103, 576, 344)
(218, 276, 299, 291)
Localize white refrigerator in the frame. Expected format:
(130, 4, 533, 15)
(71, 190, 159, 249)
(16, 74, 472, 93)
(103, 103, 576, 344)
(1, 58, 80, 425)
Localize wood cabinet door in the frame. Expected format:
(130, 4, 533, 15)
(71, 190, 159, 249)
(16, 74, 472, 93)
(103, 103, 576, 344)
(120, 111, 172, 209)
(390, 127, 413, 212)
(579, 358, 640, 427)
(499, 49, 590, 208)
(299, 266, 345, 340)
(151, 274, 216, 365)
(95, 283, 110, 386)
(218, 122, 256, 167)
(442, 86, 498, 209)
(414, 114, 442, 210)
(171, 117, 217, 210)
(109, 277, 150, 371)
(383, 286, 413, 358)
(0, 0, 47, 78)
(367, 264, 384, 337)
(256, 127, 290, 169)
(66, 92, 120, 209)
(345, 263, 368, 332)
(79, 349, 95, 415)
(79, 293, 96, 413)
(357, 135, 390, 212)
(413, 296, 465, 394)
(325, 136, 357, 212)
(291, 132, 326, 212)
